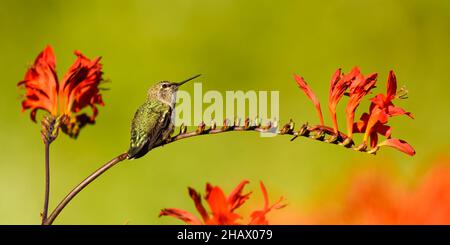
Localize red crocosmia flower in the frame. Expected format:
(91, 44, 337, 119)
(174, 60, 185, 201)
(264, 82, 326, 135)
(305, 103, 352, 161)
(328, 68, 345, 133)
(249, 181, 286, 225)
(345, 70, 378, 139)
(159, 180, 285, 225)
(353, 71, 415, 155)
(204, 180, 251, 224)
(294, 74, 325, 125)
(369, 71, 414, 119)
(328, 68, 360, 134)
(295, 67, 414, 155)
(17, 45, 104, 138)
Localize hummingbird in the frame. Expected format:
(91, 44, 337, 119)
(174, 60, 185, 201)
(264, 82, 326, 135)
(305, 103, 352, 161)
(127, 74, 201, 159)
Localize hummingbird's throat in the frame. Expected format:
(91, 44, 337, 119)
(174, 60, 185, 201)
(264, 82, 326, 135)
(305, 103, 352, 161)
(157, 90, 177, 108)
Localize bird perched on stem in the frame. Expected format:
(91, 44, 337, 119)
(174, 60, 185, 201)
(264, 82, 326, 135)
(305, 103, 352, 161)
(127, 74, 201, 159)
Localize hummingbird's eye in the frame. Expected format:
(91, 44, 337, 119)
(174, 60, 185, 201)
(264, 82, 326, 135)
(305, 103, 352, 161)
(162, 83, 169, 88)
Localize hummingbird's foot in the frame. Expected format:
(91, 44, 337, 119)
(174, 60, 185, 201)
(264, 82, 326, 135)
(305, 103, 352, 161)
(164, 137, 173, 145)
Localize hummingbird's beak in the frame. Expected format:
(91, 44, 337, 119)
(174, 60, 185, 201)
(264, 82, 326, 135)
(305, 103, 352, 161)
(174, 74, 201, 87)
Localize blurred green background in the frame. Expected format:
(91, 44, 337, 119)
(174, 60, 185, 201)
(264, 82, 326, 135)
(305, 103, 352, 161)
(1, 0, 449, 224)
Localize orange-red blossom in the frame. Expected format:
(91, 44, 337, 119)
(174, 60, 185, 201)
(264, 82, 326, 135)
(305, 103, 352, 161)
(159, 180, 286, 225)
(17, 45, 104, 138)
(294, 67, 415, 156)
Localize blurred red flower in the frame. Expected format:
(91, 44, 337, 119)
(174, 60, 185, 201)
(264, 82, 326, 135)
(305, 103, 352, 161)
(159, 180, 286, 225)
(17, 45, 104, 138)
(329, 164, 450, 224)
(249, 182, 287, 225)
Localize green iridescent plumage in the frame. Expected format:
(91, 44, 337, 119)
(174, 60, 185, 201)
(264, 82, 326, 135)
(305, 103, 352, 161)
(128, 100, 172, 159)
(127, 74, 201, 159)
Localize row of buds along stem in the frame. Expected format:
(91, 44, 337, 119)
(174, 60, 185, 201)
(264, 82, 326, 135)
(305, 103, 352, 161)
(172, 117, 379, 154)
(175, 118, 278, 137)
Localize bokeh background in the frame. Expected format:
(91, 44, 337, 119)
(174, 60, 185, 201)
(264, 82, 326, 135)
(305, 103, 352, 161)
(1, 0, 450, 224)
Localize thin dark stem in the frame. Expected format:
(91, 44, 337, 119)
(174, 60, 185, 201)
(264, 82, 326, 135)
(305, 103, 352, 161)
(44, 152, 129, 225)
(44, 120, 370, 225)
(41, 142, 50, 225)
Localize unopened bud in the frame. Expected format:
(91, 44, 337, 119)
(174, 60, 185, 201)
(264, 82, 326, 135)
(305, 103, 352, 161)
(222, 119, 229, 129)
(196, 121, 206, 133)
(234, 118, 240, 127)
(180, 123, 187, 134)
(354, 142, 367, 152)
(244, 118, 250, 128)
(342, 137, 354, 148)
(254, 118, 261, 127)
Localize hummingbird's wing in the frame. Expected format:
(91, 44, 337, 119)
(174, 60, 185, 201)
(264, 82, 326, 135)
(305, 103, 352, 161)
(128, 100, 172, 159)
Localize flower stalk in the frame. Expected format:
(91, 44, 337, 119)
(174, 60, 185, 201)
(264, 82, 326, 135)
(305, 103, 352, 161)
(43, 152, 128, 225)
(42, 142, 50, 224)
(39, 115, 62, 224)
(17, 45, 107, 225)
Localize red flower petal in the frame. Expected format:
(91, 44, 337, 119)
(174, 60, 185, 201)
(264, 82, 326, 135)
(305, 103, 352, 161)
(387, 105, 414, 119)
(60, 51, 103, 113)
(205, 184, 240, 224)
(387, 70, 397, 100)
(352, 112, 370, 134)
(378, 138, 416, 156)
(206, 185, 228, 215)
(346, 67, 362, 81)
(362, 107, 388, 143)
(260, 181, 270, 211)
(328, 68, 350, 133)
(346, 72, 378, 138)
(369, 132, 379, 148)
(188, 187, 209, 223)
(294, 74, 325, 125)
(370, 94, 387, 109)
(59, 50, 104, 137)
(373, 124, 392, 138)
(227, 180, 251, 212)
(249, 181, 286, 225)
(17, 45, 59, 121)
(346, 67, 362, 92)
(329, 68, 343, 96)
(159, 208, 202, 225)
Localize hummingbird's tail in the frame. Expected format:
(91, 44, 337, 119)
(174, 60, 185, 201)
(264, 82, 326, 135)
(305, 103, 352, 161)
(127, 142, 150, 159)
